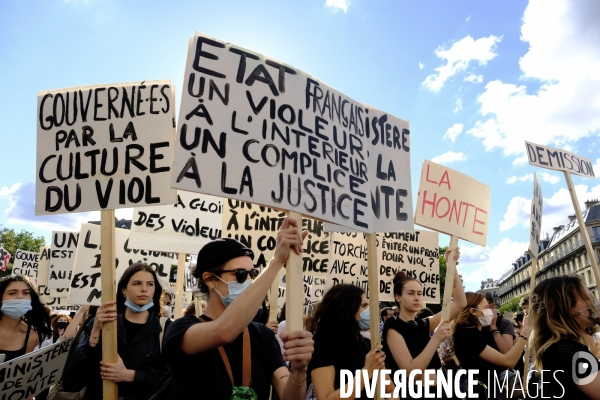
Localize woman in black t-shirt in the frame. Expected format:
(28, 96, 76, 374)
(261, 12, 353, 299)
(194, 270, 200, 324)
(382, 248, 465, 398)
(529, 275, 600, 399)
(452, 292, 529, 399)
(308, 284, 391, 399)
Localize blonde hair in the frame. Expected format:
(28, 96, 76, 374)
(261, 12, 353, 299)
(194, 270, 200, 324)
(451, 291, 485, 333)
(530, 275, 600, 373)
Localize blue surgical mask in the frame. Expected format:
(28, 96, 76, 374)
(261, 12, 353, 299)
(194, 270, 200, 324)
(358, 308, 370, 331)
(1, 299, 32, 319)
(124, 298, 154, 313)
(214, 276, 252, 307)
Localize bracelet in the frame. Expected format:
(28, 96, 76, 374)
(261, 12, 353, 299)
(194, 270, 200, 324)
(289, 371, 306, 385)
(518, 333, 528, 341)
(491, 330, 500, 335)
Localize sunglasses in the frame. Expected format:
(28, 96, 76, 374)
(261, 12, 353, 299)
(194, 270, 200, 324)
(212, 268, 259, 284)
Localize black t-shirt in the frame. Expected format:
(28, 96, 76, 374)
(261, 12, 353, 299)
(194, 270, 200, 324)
(382, 317, 442, 372)
(123, 318, 144, 347)
(453, 325, 502, 384)
(541, 339, 600, 399)
(163, 314, 285, 400)
(308, 333, 371, 398)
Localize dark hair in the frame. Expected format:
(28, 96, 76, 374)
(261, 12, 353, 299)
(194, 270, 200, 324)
(380, 307, 393, 321)
(184, 302, 196, 317)
(279, 303, 286, 323)
(0, 275, 52, 345)
(477, 290, 494, 304)
(513, 311, 524, 326)
(51, 313, 71, 331)
(392, 271, 421, 308)
(417, 307, 434, 319)
(520, 295, 529, 307)
(116, 263, 164, 316)
(309, 284, 364, 342)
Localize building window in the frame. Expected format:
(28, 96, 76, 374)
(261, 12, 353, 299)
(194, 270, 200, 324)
(593, 226, 600, 240)
(588, 270, 593, 285)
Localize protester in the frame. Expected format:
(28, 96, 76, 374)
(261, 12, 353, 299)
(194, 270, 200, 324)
(452, 292, 530, 399)
(380, 307, 394, 337)
(0, 275, 52, 362)
(382, 248, 464, 397)
(163, 217, 313, 400)
(308, 284, 393, 399)
(477, 291, 515, 354)
(519, 295, 529, 316)
(52, 313, 71, 343)
(530, 275, 600, 399)
(512, 311, 524, 337)
(161, 290, 173, 318)
(65, 263, 171, 400)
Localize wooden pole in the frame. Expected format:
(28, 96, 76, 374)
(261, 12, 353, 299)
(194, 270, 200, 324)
(174, 253, 186, 319)
(366, 233, 380, 400)
(268, 275, 280, 322)
(441, 235, 459, 321)
(523, 255, 537, 386)
(100, 209, 118, 400)
(285, 211, 304, 332)
(564, 171, 600, 288)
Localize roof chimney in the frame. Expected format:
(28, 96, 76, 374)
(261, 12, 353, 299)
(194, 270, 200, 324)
(553, 226, 563, 233)
(568, 215, 576, 223)
(585, 199, 599, 209)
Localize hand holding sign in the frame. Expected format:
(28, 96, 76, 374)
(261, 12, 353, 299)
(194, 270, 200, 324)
(273, 217, 308, 264)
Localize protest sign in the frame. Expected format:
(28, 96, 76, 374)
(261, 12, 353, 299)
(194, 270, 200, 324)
(525, 140, 596, 179)
(414, 160, 490, 247)
(170, 32, 413, 233)
(35, 80, 177, 215)
(0, 338, 74, 399)
(222, 200, 329, 275)
(11, 250, 39, 284)
(327, 232, 370, 296)
(68, 223, 179, 305)
(129, 191, 223, 254)
(48, 231, 79, 289)
(377, 231, 440, 303)
(37, 246, 69, 306)
(529, 172, 543, 258)
(0, 245, 11, 272)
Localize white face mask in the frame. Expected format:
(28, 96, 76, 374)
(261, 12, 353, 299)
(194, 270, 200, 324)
(476, 308, 494, 327)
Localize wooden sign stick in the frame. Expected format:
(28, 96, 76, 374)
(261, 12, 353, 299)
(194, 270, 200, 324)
(365, 234, 381, 399)
(174, 253, 186, 319)
(268, 275, 280, 322)
(441, 235, 459, 321)
(285, 211, 304, 332)
(100, 209, 118, 400)
(564, 171, 600, 286)
(523, 255, 537, 387)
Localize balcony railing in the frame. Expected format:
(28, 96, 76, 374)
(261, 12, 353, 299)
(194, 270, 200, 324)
(543, 239, 584, 268)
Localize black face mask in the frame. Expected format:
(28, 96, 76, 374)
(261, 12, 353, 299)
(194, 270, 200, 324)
(56, 321, 69, 330)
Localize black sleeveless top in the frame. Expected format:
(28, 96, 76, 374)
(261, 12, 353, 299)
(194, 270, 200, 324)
(0, 324, 31, 362)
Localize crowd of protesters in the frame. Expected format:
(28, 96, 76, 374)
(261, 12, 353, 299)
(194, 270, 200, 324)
(1, 217, 600, 399)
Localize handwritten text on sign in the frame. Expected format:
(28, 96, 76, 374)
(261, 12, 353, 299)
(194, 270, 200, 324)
(414, 160, 490, 247)
(170, 32, 412, 233)
(525, 141, 596, 179)
(129, 191, 223, 254)
(36, 80, 177, 215)
(377, 231, 440, 303)
(529, 173, 543, 258)
(12, 250, 40, 284)
(37, 247, 69, 305)
(0, 338, 74, 399)
(48, 231, 78, 289)
(68, 223, 178, 305)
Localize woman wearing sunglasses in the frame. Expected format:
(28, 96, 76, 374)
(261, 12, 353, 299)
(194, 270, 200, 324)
(163, 217, 314, 400)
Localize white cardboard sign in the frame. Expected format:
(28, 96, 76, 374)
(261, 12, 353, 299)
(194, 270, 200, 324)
(170, 32, 413, 233)
(12, 250, 40, 284)
(129, 191, 223, 254)
(525, 140, 596, 179)
(414, 160, 490, 247)
(326, 232, 370, 297)
(48, 231, 79, 289)
(36, 80, 177, 215)
(68, 223, 178, 305)
(37, 246, 69, 305)
(529, 172, 543, 258)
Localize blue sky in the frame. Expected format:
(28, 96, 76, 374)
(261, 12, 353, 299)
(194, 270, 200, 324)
(1, 0, 599, 291)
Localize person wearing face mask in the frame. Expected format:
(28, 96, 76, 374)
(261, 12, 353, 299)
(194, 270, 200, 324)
(0, 275, 52, 362)
(52, 314, 71, 343)
(452, 292, 530, 399)
(163, 217, 314, 400)
(529, 275, 600, 399)
(160, 290, 174, 318)
(307, 284, 393, 399)
(64, 263, 171, 400)
(382, 248, 464, 399)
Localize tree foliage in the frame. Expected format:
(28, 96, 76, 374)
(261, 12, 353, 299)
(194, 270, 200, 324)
(498, 295, 524, 314)
(0, 226, 46, 277)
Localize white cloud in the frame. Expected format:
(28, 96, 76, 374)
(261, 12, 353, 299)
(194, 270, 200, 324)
(513, 156, 528, 166)
(422, 35, 502, 92)
(0, 182, 133, 233)
(466, 14, 471, 22)
(464, 74, 483, 83)
(419, 62, 424, 70)
(506, 174, 533, 184)
(453, 98, 463, 114)
(443, 123, 464, 143)
(431, 151, 466, 164)
(467, 0, 600, 158)
(540, 172, 560, 184)
(460, 238, 529, 285)
(325, 0, 348, 13)
(500, 196, 530, 230)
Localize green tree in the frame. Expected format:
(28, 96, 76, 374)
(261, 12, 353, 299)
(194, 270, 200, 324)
(498, 295, 524, 314)
(0, 226, 46, 277)
(428, 246, 462, 314)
